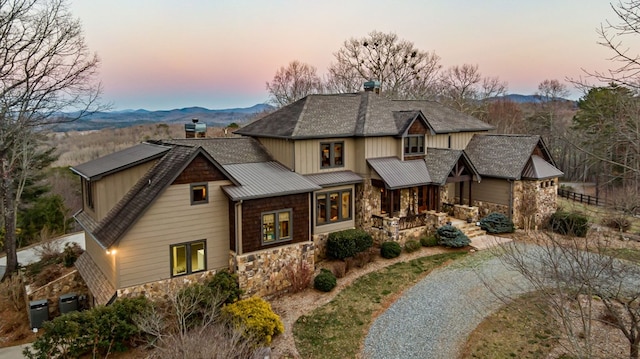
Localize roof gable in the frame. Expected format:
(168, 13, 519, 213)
(424, 148, 480, 185)
(522, 155, 564, 179)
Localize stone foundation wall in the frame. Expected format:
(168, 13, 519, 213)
(26, 270, 90, 317)
(117, 269, 219, 299)
(516, 178, 558, 229)
(357, 180, 379, 231)
(231, 242, 314, 298)
(369, 211, 447, 246)
(312, 233, 330, 261)
(472, 200, 509, 219)
(453, 205, 479, 222)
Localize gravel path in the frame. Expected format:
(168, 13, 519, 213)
(363, 247, 533, 359)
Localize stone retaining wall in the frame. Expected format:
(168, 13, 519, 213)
(117, 270, 218, 299)
(26, 269, 90, 317)
(369, 211, 447, 246)
(231, 242, 314, 298)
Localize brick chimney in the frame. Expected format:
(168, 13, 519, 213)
(185, 118, 206, 138)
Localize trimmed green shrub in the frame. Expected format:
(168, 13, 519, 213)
(549, 210, 589, 237)
(24, 296, 150, 359)
(479, 212, 515, 234)
(207, 270, 243, 304)
(380, 241, 402, 259)
(222, 297, 284, 345)
(326, 229, 373, 260)
(437, 225, 471, 248)
(314, 268, 337, 292)
(404, 239, 421, 253)
(62, 242, 83, 267)
(420, 234, 439, 247)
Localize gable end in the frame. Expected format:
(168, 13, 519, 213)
(173, 153, 228, 185)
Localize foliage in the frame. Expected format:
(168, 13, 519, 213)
(479, 212, 515, 234)
(314, 268, 337, 292)
(331, 261, 347, 278)
(604, 215, 632, 232)
(207, 270, 243, 304)
(439, 64, 507, 115)
(437, 225, 471, 248)
(549, 210, 589, 237)
(282, 260, 314, 293)
(17, 195, 72, 245)
(24, 296, 150, 359)
(420, 234, 439, 247)
(380, 241, 402, 259)
(0, 274, 24, 312)
(266, 60, 324, 107)
(404, 239, 421, 253)
(326, 231, 357, 260)
(62, 242, 83, 267)
(222, 297, 284, 346)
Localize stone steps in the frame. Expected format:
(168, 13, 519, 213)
(449, 218, 486, 239)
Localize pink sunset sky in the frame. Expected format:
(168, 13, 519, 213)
(71, 0, 616, 111)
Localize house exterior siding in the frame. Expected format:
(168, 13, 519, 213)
(240, 193, 310, 253)
(426, 132, 480, 150)
(172, 153, 227, 184)
(116, 181, 231, 289)
(470, 177, 510, 205)
(85, 234, 115, 286)
(294, 138, 356, 174)
(257, 137, 294, 169)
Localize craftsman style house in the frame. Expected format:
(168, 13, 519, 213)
(73, 88, 562, 304)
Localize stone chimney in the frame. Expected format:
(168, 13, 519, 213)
(363, 80, 381, 94)
(185, 118, 206, 138)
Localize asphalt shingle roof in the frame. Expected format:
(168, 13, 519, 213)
(367, 157, 431, 190)
(464, 134, 560, 180)
(71, 143, 171, 180)
(163, 138, 273, 164)
(235, 92, 493, 139)
(423, 148, 466, 185)
(75, 252, 116, 306)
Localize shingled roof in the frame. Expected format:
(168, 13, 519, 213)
(75, 252, 116, 306)
(163, 137, 273, 164)
(235, 92, 493, 139)
(464, 134, 561, 180)
(424, 148, 480, 185)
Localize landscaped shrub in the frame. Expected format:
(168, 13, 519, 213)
(326, 229, 372, 260)
(62, 242, 84, 267)
(283, 260, 314, 292)
(24, 296, 150, 359)
(604, 215, 631, 232)
(404, 239, 421, 253)
(222, 297, 284, 345)
(479, 212, 515, 234)
(549, 210, 589, 237)
(314, 268, 337, 292)
(437, 225, 471, 248)
(207, 270, 243, 304)
(420, 234, 439, 247)
(380, 241, 402, 259)
(331, 261, 347, 278)
(354, 250, 372, 267)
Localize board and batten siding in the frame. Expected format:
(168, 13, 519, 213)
(472, 178, 511, 205)
(257, 137, 294, 169)
(85, 234, 115, 287)
(426, 132, 485, 150)
(294, 138, 356, 174)
(93, 160, 157, 220)
(115, 181, 231, 289)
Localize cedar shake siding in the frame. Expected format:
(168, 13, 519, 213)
(407, 118, 427, 135)
(173, 154, 228, 184)
(241, 193, 310, 253)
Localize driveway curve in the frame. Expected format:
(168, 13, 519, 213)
(363, 248, 533, 359)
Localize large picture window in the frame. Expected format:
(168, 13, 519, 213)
(171, 240, 206, 277)
(320, 142, 344, 168)
(316, 189, 352, 225)
(262, 209, 292, 244)
(404, 135, 424, 155)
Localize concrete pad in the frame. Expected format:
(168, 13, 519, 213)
(0, 344, 30, 359)
(470, 235, 513, 250)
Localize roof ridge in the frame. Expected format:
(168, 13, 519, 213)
(291, 96, 310, 137)
(354, 92, 369, 135)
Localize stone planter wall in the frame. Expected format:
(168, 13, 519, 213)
(472, 200, 510, 219)
(26, 269, 90, 317)
(369, 211, 447, 246)
(117, 270, 219, 300)
(231, 242, 314, 298)
(453, 205, 479, 222)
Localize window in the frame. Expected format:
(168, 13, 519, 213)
(84, 179, 95, 210)
(262, 209, 292, 244)
(320, 142, 344, 168)
(381, 188, 400, 215)
(190, 183, 208, 204)
(404, 135, 424, 155)
(316, 189, 352, 225)
(171, 240, 206, 277)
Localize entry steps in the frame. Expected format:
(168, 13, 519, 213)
(448, 218, 486, 239)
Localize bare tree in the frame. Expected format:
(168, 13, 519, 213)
(439, 63, 507, 116)
(0, 0, 102, 280)
(327, 30, 442, 99)
(266, 60, 324, 107)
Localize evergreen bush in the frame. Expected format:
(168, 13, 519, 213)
(420, 234, 439, 247)
(549, 210, 589, 237)
(222, 297, 284, 345)
(404, 239, 421, 253)
(207, 270, 243, 304)
(380, 241, 402, 259)
(479, 212, 515, 234)
(314, 268, 337, 292)
(437, 225, 471, 248)
(326, 229, 373, 259)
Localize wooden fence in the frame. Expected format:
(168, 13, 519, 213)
(557, 188, 605, 207)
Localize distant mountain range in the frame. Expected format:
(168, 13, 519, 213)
(493, 94, 574, 104)
(52, 103, 274, 131)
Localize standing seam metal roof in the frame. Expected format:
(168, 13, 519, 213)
(367, 157, 431, 190)
(304, 171, 364, 188)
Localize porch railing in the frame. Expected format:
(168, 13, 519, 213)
(398, 213, 428, 230)
(371, 214, 384, 229)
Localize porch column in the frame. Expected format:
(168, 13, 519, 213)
(468, 180, 472, 206)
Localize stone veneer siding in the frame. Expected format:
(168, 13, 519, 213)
(514, 178, 558, 229)
(117, 270, 219, 299)
(231, 242, 314, 298)
(26, 270, 90, 317)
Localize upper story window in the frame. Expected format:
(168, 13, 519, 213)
(316, 189, 352, 225)
(321, 142, 344, 168)
(190, 183, 208, 205)
(404, 135, 424, 155)
(262, 209, 292, 244)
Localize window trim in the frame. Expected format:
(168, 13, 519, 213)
(84, 179, 95, 210)
(403, 135, 425, 155)
(170, 240, 207, 277)
(315, 189, 353, 226)
(320, 141, 345, 168)
(190, 183, 209, 205)
(261, 209, 293, 245)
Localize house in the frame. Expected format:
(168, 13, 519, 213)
(73, 88, 562, 304)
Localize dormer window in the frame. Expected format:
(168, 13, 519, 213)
(404, 135, 424, 155)
(321, 142, 344, 168)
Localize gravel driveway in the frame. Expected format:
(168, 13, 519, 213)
(363, 248, 533, 359)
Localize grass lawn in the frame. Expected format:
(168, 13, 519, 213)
(293, 252, 466, 359)
(558, 198, 640, 233)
